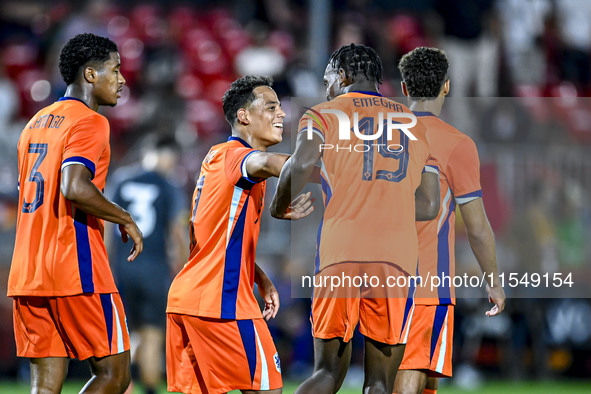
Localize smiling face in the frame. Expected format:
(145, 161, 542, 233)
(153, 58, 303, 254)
(243, 86, 286, 149)
(92, 52, 125, 107)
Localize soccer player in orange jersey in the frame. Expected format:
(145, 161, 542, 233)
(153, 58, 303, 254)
(394, 47, 506, 394)
(270, 44, 440, 394)
(8, 33, 143, 393)
(166, 76, 313, 394)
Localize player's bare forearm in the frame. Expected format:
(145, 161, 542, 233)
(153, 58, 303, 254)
(459, 198, 506, 314)
(245, 152, 290, 179)
(62, 164, 143, 260)
(415, 172, 440, 221)
(269, 159, 293, 216)
(254, 263, 270, 287)
(271, 131, 322, 217)
(467, 225, 498, 279)
(309, 165, 322, 184)
(460, 199, 500, 281)
(270, 158, 314, 218)
(61, 164, 133, 225)
(255, 263, 280, 320)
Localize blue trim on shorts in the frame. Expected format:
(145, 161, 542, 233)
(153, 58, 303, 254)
(430, 305, 448, 361)
(237, 320, 257, 384)
(401, 271, 417, 338)
(401, 299, 413, 338)
(100, 294, 113, 352)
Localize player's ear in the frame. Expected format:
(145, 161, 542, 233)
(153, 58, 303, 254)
(83, 66, 97, 83)
(237, 108, 249, 125)
(442, 79, 450, 96)
(338, 68, 350, 86)
(401, 81, 409, 97)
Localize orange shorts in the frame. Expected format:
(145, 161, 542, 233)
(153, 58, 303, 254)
(166, 314, 282, 394)
(311, 262, 414, 345)
(399, 304, 454, 378)
(13, 293, 130, 360)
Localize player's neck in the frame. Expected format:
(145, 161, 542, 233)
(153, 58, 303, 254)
(408, 99, 443, 116)
(343, 80, 379, 94)
(231, 130, 268, 152)
(63, 85, 98, 111)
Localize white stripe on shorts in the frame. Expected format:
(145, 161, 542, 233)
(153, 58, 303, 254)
(254, 326, 270, 390)
(111, 295, 125, 353)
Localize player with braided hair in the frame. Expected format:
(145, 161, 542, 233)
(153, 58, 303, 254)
(271, 43, 440, 393)
(327, 43, 384, 86)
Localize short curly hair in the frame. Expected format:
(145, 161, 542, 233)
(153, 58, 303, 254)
(222, 76, 273, 126)
(58, 33, 118, 85)
(398, 47, 449, 100)
(329, 43, 383, 85)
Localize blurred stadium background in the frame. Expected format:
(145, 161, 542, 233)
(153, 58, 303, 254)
(1, 0, 591, 392)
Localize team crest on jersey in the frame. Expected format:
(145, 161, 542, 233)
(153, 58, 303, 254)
(273, 352, 281, 373)
(204, 150, 217, 163)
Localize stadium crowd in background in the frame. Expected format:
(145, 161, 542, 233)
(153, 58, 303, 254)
(0, 0, 590, 390)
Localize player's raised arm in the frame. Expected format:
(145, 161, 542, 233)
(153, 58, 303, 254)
(61, 163, 143, 261)
(244, 152, 290, 179)
(270, 130, 322, 219)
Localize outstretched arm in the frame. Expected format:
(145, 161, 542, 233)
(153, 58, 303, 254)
(61, 164, 143, 261)
(415, 171, 440, 221)
(245, 152, 290, 179)
(270, 132, 322, 219)
(459, 198, 506, 316)
(255, 263, 279, 320)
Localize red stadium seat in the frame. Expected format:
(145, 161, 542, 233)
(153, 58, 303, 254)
(130, 4, 167, 44)
(1, 43, 39, 80)
(168, 6, 198, 42)
(186, 39, 229, 77)
(269, 30, 295, 60)
(186, 98, 226, 138)
(175, 74, 204, 100)
(102, 89, 141, 136)
(16, 69, 50, 118)
(387, 14, 430, 54)
(207, 79, 234, 104)
(514, 84, 551, 123)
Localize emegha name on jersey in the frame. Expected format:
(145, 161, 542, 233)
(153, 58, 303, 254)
(352, 97, 404, 112)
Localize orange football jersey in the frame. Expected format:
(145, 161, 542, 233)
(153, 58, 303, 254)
(167, 137, 266, 320)
(8, 97, 115, 296)
(300, 92, 438, 277)
(412, 112, 482, 305)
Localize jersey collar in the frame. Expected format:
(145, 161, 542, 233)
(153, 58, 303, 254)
(351, 90, 383, 97)
(228, 136, 253, 148)
(343, 90, 383, 97)
(412, 111, 437, 117)
(58, 96, 91, 109)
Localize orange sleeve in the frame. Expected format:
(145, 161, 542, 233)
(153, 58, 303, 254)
(423, 153, 441, 176)
(61, 114, 109, 179)
(447, 136, 482, 203)
(224, 147, 262, 186)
